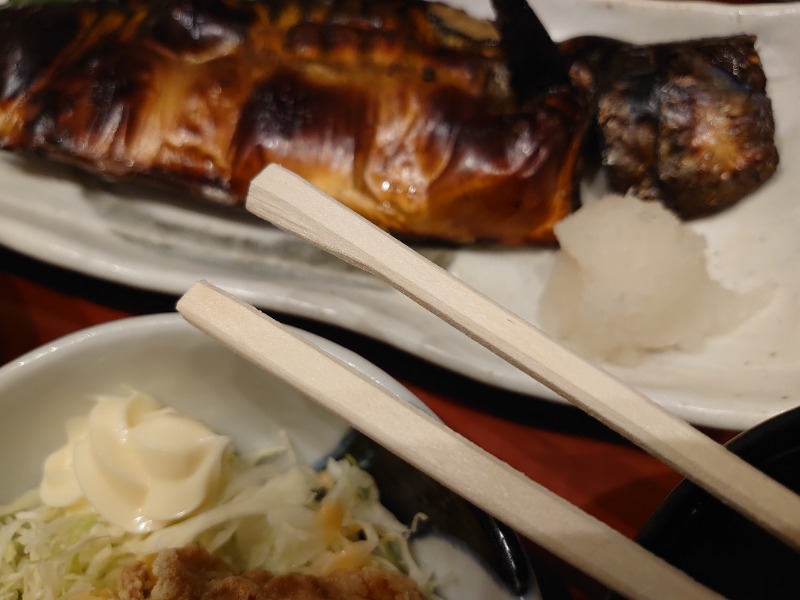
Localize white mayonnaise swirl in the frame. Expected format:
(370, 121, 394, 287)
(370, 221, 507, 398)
(40, 391, 230, 533)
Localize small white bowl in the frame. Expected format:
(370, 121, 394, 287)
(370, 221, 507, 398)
(0, 313, 541, 600)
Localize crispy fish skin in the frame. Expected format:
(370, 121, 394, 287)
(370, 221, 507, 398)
(0, 0, 586, 245)
(562, 35, 778, 219)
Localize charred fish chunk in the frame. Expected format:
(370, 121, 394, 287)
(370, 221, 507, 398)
(563, 35, 778, 219)
(0, 0, 586, 245)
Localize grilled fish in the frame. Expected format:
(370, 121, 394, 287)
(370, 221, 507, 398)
(562, 35, 779, 219)
(0, 0, 586, 245)
(0, 0, 779, 245)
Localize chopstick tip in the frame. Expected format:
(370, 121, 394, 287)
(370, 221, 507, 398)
(176, 280, 220, 314)
(246, 163, 292, 209)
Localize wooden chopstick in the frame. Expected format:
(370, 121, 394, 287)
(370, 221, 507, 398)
(244, 164, 800, 552)
(178, 280, 721, 599)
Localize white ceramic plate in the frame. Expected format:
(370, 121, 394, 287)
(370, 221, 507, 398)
(1, 0, 799, 430)
(0, 313, 541, 600)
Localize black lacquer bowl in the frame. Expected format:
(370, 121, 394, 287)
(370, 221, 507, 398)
(612, 406, 800, 599)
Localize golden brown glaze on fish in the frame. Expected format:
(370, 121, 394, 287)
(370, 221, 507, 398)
(562, 35, 778, 219)
(0, 0, 586, 245)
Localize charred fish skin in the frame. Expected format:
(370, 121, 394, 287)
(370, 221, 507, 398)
(0, 0, 585, 245)
(562, 35, 779, 219)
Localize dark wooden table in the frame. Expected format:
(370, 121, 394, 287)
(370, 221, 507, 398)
(0, 245, 737, 598)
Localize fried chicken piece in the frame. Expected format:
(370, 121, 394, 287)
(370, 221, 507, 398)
(117, 546, 424, 600)
(118, 559, 156, 600)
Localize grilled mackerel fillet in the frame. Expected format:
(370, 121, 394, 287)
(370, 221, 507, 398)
(0, 0, 586, 245)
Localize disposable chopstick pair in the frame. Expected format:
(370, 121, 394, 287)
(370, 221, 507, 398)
(176, 162, 800, 598)
(241, 165, 800, 551)
(178, 280, 720, 599)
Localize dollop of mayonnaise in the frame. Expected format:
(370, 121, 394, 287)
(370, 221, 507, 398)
(40, 391, 230, 533)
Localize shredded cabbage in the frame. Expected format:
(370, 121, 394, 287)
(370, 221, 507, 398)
(0, 440, 436, 599)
